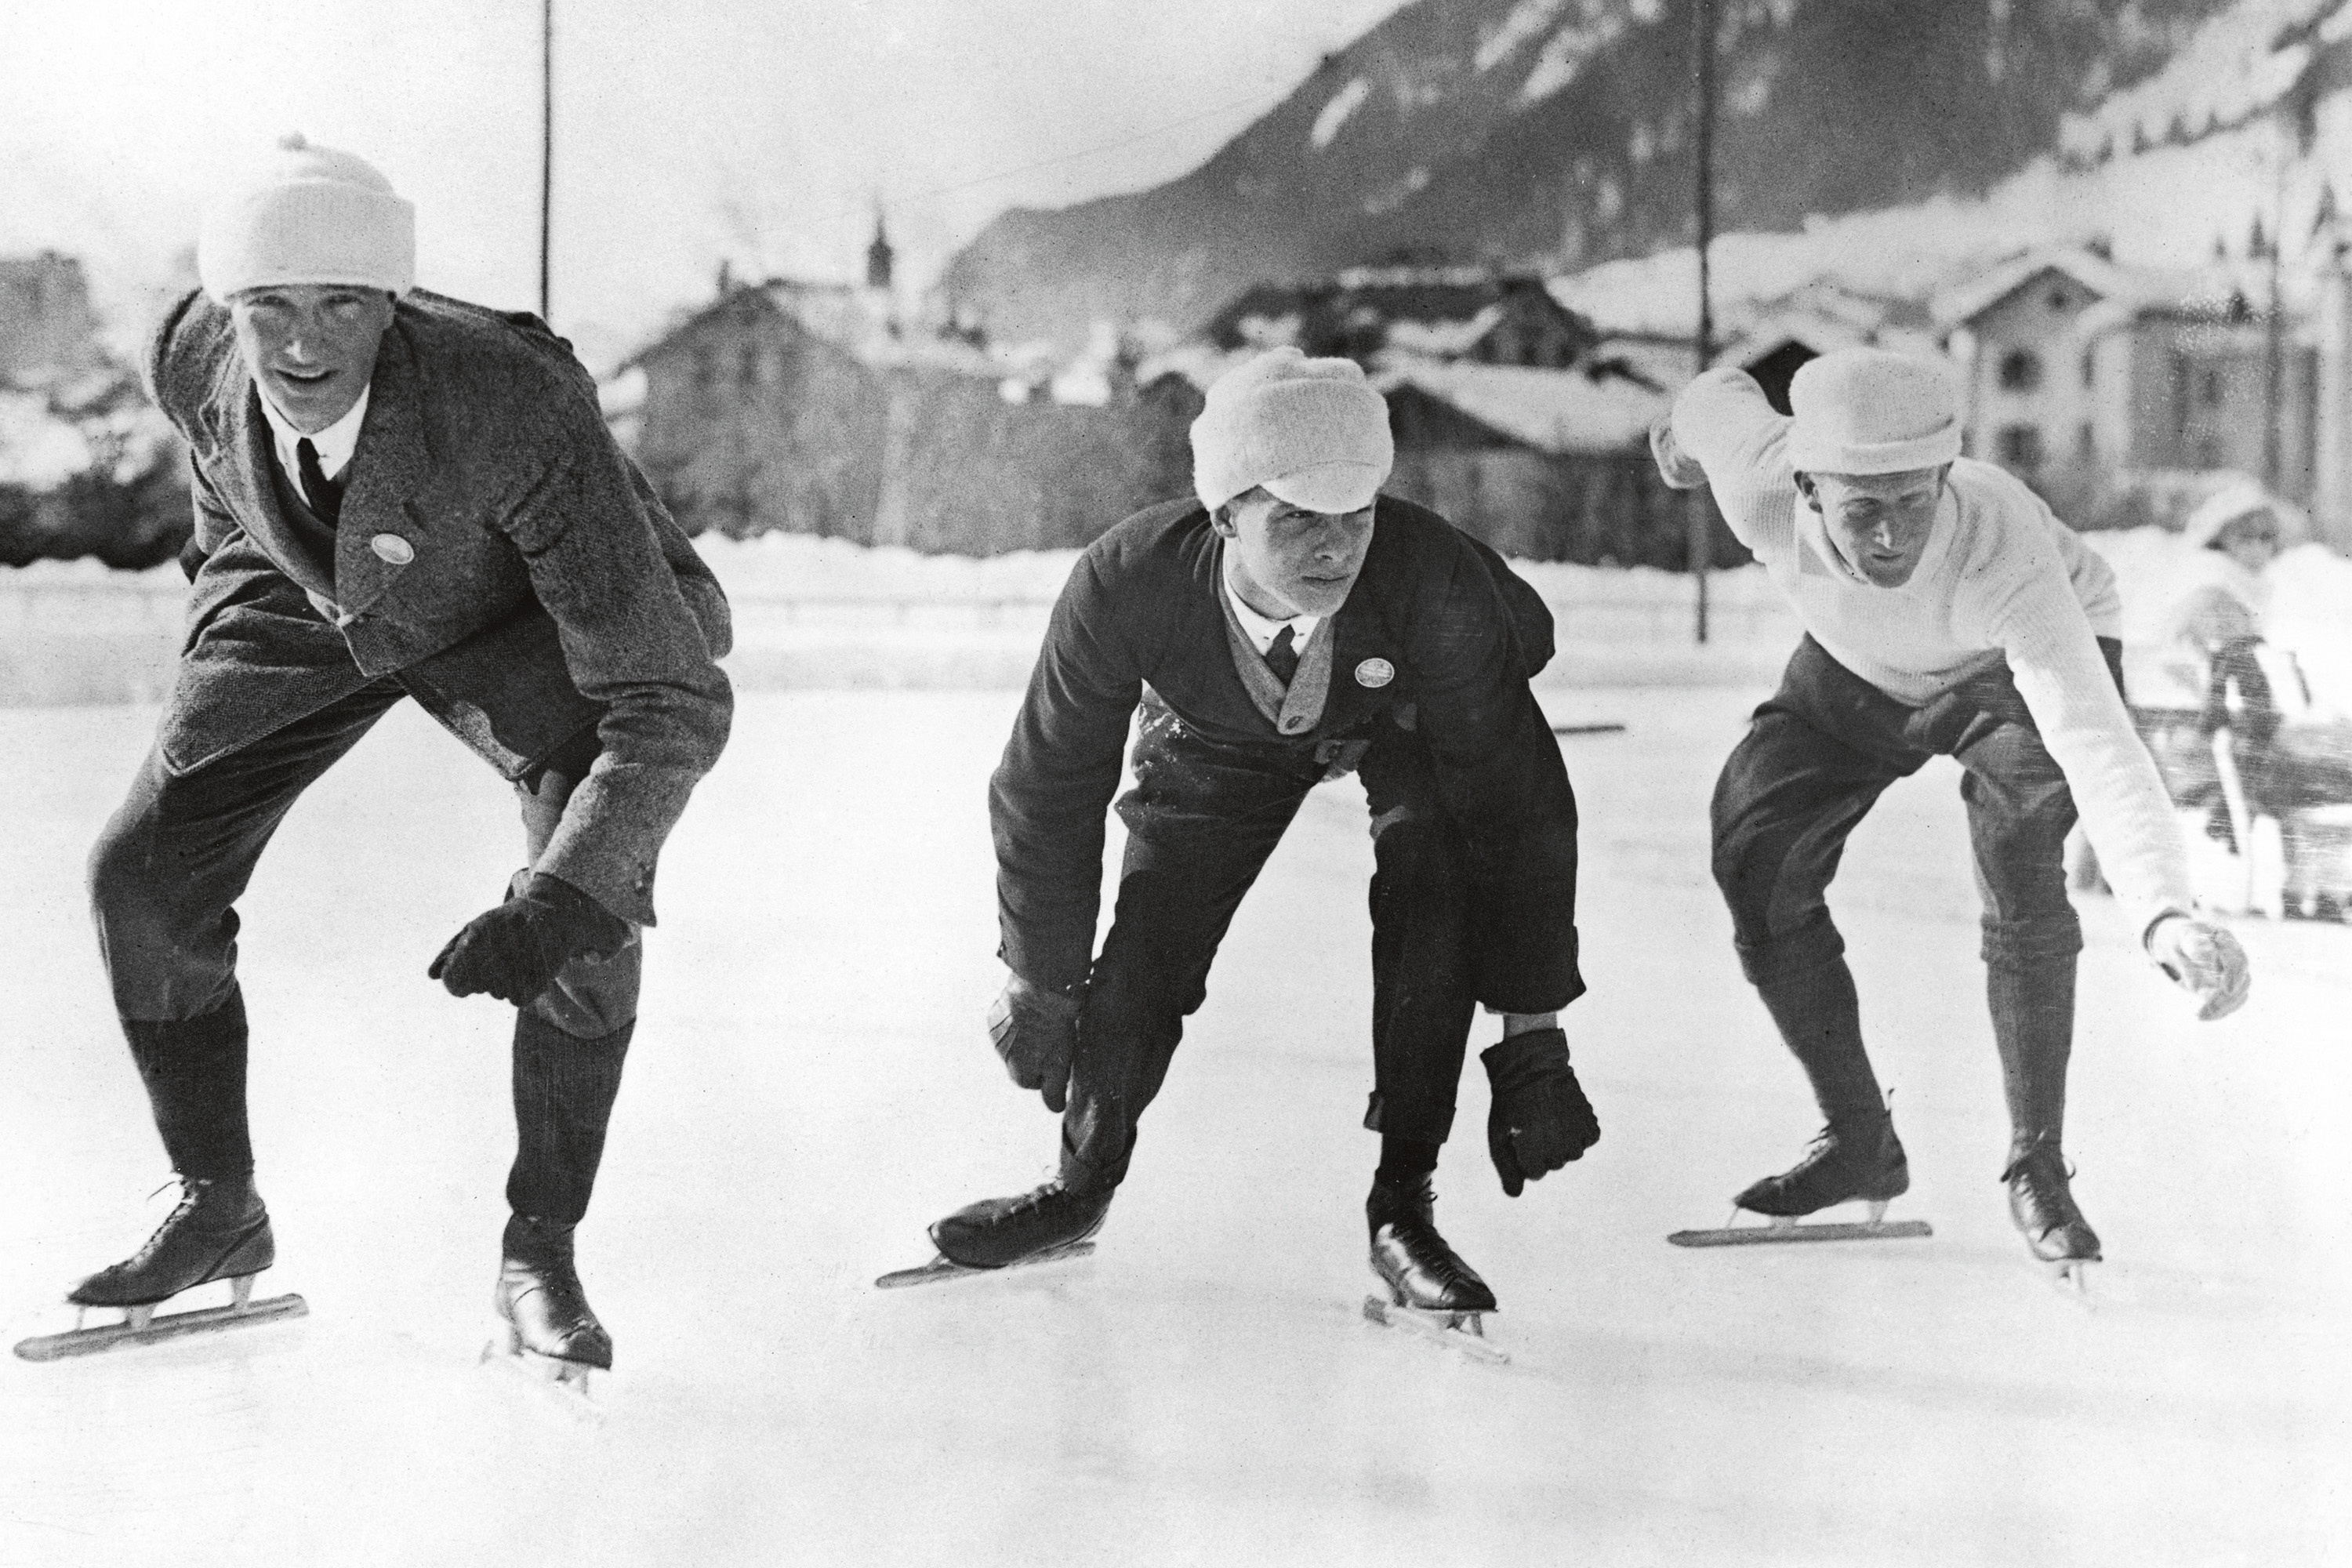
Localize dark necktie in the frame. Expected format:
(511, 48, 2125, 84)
(296, 437, 343, 525)
(1265, 625, 1300, 685)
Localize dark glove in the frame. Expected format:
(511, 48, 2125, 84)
(987, 974, 1082, 1113)
(429, 873, 631, 1007)
(1480, 1027, 1599, 1197)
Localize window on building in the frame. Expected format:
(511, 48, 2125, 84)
(2201, 368, 2223, 406)
(741, 343, 761, 387)
(2047, 288, 2070, 311)
(2076, 423, 2095, 460)
(694, 349, 717, 391)
(1997, 349, 2042, 392)
(2079, 347, 2095, 389)
(1994, 424, 2045, 473)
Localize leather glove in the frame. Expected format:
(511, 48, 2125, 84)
(1650, 415, 1708, 491)
(1480, 1027, 1599, 1196)
(2147, 913, 2252, 1022)
(430, 873, 631, 1007)
(987, 973, 1082, 1112)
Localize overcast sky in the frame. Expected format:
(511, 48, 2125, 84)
(0, 0, 1403, 358)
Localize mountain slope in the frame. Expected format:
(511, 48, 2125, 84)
(940, 0, 2236, 347)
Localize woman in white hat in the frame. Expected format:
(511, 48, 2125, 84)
(1654, 347, 2249, 1280)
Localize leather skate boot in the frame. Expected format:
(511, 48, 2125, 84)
(1367, 1174, 1496, 1314)
(2003, 1136, 2101, 1265)
(69, 1174, 273, 1308)
(931, 1179, 1112, 1269)
(1735, 1112, 1910, 1219)
(494, 1215, 612, 1373)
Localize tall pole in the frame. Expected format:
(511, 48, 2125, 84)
(2262, 139, 2285, 490)
(1689, 0, 1717, 644)
(539, 0, 554, 321)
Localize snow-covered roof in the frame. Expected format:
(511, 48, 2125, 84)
(1377, 361, 1664, 455)
(1929, 247, 2156, 327)
(626, 275, 1014, 382)
(626, 277, 895, 368)
(1201, 269, 1587, 359)
(1379, 303, 1510, 359)
(1933, 244, 2293, 330)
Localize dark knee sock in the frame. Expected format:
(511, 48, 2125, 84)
(508, 1014, 634, 1226)
(1987, 953, 2074, 1147)
(1375, 1136, 1440, 1187)
(123, 989, 253, 1179)
(1754, 955, 1886, 1126)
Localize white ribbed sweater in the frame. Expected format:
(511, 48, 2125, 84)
(1672, 368, 2190, 933)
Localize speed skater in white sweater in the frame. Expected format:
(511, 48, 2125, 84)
(1653, 347, 2249, 1272)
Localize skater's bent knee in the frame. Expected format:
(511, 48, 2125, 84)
(1733, 916, 1846, 987)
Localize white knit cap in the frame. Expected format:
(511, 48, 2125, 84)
(197, 134, 416, 302)
(2180, 481, 2302, 550)
(1191, 347, 1394, 514)
(1786, 347, 1962, 476)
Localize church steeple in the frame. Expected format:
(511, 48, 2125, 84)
(866, 215, 895, 292)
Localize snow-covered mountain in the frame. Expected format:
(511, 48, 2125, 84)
(938, 0, 2263, 349)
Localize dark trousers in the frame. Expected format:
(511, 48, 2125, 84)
(88, 678, 638, 1221)
(1058, 700, 1483, 1192)
(1711, 637, 2096, 1145)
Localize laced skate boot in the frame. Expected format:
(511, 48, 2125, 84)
(1734, 1112, 1910, 1220)
(1367, 1174, 1496, 1314)
(2003, 1136, 2101, 1268)
(493, 1215, 612, 1374)
(69, 1174, 273, 1309)
(930, 1180, 1112, 1270)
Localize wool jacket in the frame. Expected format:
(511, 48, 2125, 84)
(145, 287, 734, 925)
(991, 494, 1581, 1009)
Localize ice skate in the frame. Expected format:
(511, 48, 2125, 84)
(484, 1216, 610, 1392)
(1670, 1115, 1932, 1247)
(2004, 1137, 2101, 1291)
(1359, 1174, 1507, 1363)
(877, 1179, 1110, 1289)
(15, 1175, 307, 1362)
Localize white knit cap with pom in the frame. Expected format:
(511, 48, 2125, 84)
(197, 133, 416, 302)
(1191, 347, 1394, 515)
(1786, 347, 1963, 476)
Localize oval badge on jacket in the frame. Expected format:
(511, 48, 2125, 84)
(1355, 658, 1395, 688)
(371, 533, 416, 566)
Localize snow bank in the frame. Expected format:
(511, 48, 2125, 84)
(24, 528, 2343, 712)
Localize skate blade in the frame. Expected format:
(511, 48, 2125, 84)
(2044, 1256, 2099, 1300)
(1361, 1296, 1510, 1365)
(13, 1288, 307, 1363)
(1669, 1203, 1933, 1248)
(479, 1323, 608, 1419)
(874, 1240, 1097, 1290)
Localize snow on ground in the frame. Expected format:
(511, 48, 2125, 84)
(1, 684, 2345, 1568)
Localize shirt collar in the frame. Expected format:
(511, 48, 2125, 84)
(1219, 551, 1321, 655)
(256, 381, 371, 484)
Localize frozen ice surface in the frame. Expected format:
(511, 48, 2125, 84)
(2, 688, 2347, 1568)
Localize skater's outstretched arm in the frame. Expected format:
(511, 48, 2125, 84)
(1965, 524, 2252, 1018)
